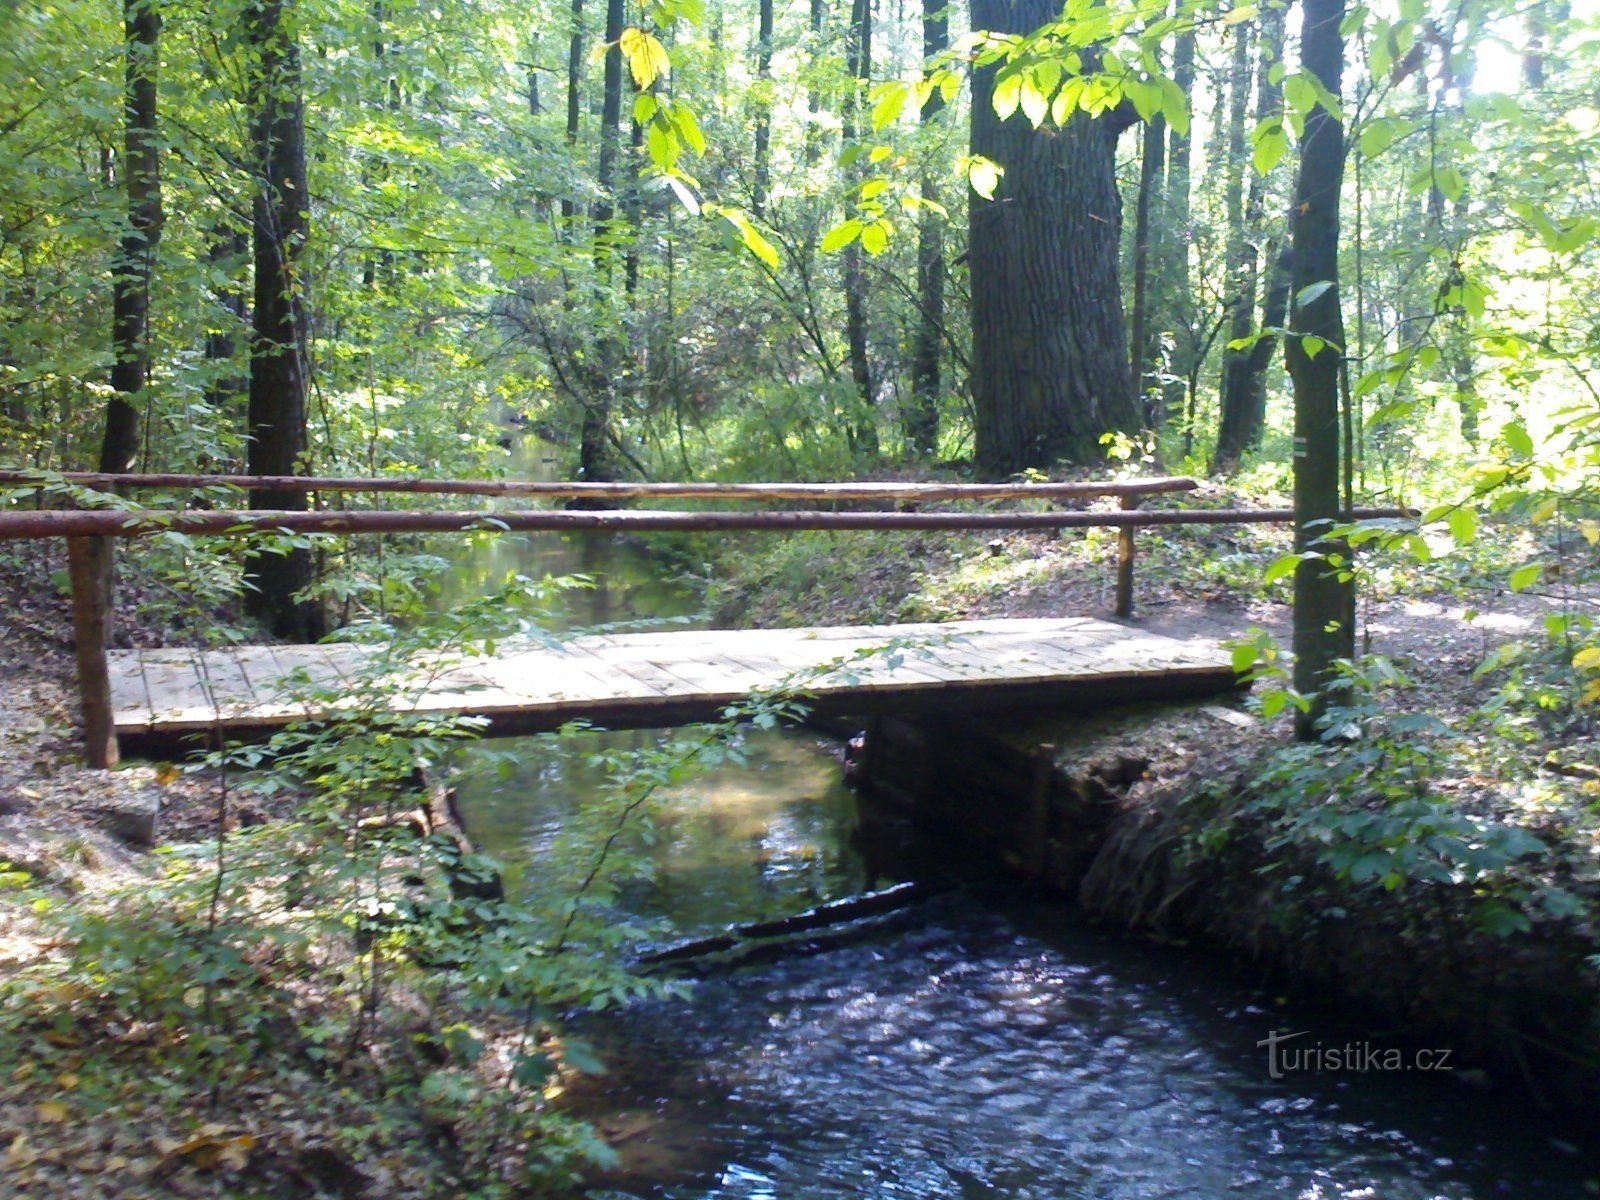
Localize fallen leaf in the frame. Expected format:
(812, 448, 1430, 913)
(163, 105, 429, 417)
(55, 1071, 79, 1090)
(37, 1098, 70, 1123)
(7, 1132, 36, 1168)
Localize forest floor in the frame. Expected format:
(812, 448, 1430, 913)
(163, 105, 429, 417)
(0, 494, 1598, 1193)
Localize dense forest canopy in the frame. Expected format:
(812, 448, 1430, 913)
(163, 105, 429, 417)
(1, 0, 1594, 499)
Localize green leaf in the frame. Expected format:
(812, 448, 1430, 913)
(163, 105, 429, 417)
(1432, 165, 1466, 202)
(1264, 553, 1302, 584)
(1359, 117, 1399, 156)
(871, 81, 910, 131)
(859, 220, 891, 255)
(821, 220, 863, 252)
(1502, 420, 1534, 457)
(966, 156, 1003, 199)
(1252, 121, 1288, 174)
(993, 71, 1023, 121)
(1509, 563, 1542, 592)
(1019, 77, 1049, 126)
(1302, 334, 1326, 359)
(1223, 4, 1259, 24)
(1284, 73, 1318, 115)
(1295, 280, 1334, 309)
(666, 174, 700, 215)
(619, 28, 671, 90)
(1446, 505, 1477, 546)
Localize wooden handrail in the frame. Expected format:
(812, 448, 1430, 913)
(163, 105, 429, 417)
(16, 497, 1412, 769)
(0, 468, 1199, 503)
(0, 505, 1411, 540)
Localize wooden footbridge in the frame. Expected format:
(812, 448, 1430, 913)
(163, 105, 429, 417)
(106, 617, 1239, 751)
(0, 468, 1408, 765)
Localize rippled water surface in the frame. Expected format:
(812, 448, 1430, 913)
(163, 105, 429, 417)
(583, 896, 1594, 1199)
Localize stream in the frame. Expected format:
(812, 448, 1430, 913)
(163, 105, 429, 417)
(439, 443, 1596, 1199)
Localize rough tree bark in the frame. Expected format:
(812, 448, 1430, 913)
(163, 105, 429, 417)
(969, 0, 1141, 477)
(245, 0, 325, 641)
(1288, 0, 1354, 739)
(100, 0, 163, 473)
(906, 0, 948, 458)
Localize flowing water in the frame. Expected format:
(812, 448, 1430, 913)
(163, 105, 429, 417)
(443, 443, 1596, 1199)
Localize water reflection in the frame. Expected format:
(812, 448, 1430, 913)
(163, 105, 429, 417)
(455, 726, 880, 936)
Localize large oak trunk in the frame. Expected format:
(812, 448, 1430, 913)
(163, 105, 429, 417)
(968, 0, 1140, 477)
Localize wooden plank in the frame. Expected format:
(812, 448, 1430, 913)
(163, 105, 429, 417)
(107, 649, 153, 726)
(107, 618, 1240, 746)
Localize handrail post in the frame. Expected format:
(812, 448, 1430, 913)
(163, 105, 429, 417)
(67, 535, 118, 768)
(1114, 495, 1138, 618)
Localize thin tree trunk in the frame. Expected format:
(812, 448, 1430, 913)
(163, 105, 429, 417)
(806, 0, 826, 163)
(580, 0, 626, 483)
(906, 0, 947, 458)
(752, 0, 774, 216)
(1288, 0, 1353, 738)
(1129, 112, 1164, 427)
(203, 227, 249, 436)
(245, 0, 324, 641)
(1214, 6, 1286, 470)
(1211, 21, 1255, 472)
(1159, 19, 1196, 428)
(841, 0, 877, 458)
(562, 0, 583, 231)
(100, 0, 163, 473)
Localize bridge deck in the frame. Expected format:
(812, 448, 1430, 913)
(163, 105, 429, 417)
(107, 617, 1241, 748)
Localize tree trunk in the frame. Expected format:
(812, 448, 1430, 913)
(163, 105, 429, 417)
(580, 0, 626, 484)
(203, 226, 249, 434)
(1214, 7, 1285, 471)
(841, 0, 878, 458)
(100, 0, 163, 474)
(562, 0, 583, 231)
(1160, 19, 1196, 429)
(906, 0, 948, 458)
(752, 0, 774, 217)
(1129, 111, 1164, 428)
(245, 0, 324, 641)
(805, 0, 826, 163)
(1288, 0, 1353, 739)
(969, 0, 1140, 477)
